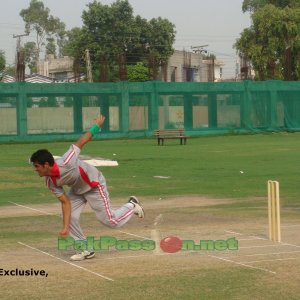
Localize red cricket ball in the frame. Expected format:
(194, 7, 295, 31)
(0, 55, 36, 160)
(160, 236, 182, 253)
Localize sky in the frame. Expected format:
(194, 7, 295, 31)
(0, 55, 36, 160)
(0, 0, 251, 79)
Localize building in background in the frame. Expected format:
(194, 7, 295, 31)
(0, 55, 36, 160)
(202, 59, 225, 82)
(161, 50, 224, 82)
(2, 54, 84, 83)
(1, 73, 84, 83)
(2, 51, 225, 83)
(37, 55, 74, 81)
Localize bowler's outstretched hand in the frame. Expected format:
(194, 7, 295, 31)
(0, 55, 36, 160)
(94, 115, 105, 128)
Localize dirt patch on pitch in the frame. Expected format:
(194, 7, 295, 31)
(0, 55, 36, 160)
(1, 196, 300, 299)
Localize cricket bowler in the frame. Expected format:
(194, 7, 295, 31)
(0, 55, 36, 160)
(30, 115, 144, 261)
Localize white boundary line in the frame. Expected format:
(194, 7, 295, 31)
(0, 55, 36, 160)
(208, 254, 276, 274)
(18, 242, 114, 281)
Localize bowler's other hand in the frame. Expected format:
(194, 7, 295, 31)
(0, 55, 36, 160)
(59, 228, 69, 237)
(94, 115, 105, 128)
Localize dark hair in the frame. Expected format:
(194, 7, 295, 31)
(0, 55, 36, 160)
(30, 149, 55, 166)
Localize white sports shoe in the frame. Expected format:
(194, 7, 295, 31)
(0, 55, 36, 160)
(70, 250, 95, 261)
(128, 196, 145, 218)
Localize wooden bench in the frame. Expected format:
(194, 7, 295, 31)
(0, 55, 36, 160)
(154, 129, 189, 145)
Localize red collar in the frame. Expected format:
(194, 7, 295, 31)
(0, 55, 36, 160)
(50, 163, 60, 178)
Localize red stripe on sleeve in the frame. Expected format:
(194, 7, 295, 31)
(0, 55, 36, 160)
(63, 147, 75, 165)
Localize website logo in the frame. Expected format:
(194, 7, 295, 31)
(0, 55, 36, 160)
(58, 236, 238, 253)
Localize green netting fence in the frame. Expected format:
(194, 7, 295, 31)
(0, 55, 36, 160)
(1, 80, 300, 142)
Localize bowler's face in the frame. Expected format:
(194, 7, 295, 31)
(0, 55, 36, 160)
(33, 163, 51, 177)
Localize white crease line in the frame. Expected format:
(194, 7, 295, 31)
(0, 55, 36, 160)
(224, 230, 268, 241)
(224, 230, 243, 235)
(281, 242, 300, 249)
(8, 201, 58, 216)
(9, 201, 147, 242)
(99, 249, 300, 264)
(208, 255, 276, 274)
(238, 238, 265, 241)
(98, 254, 155, 260)
(97, 251, 208, 260)
(116, 230, 149, 240)
(18, 242, 114, 282)
(248, 236, 268, 240)
(95, 253, 166, 260)
(223, 250, 300, 258)
(240, 245, 282, 249)
(240, 257, 299, 264)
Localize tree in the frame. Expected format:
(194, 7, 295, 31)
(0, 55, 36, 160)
(144, 17, 176, 79)
(80, 0, 138, 81)
(0, 50, 5, 72)
(4, 65, 16, 77)
(23, 42, 38, 74)
(45, 37, 56, 57)
(20, 0, 66, 66)
(235, 4, 300, 80)
(63, 0, 176, 82)
(242, 0, 300, 12)
(62, 27, 87, 79)
(62, 27, 85, 58)
(0, 50, 5, 81)
(52, 20, 66, 57)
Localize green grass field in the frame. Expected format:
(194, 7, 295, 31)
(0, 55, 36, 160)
(1, 133, 300, 205)
(1, 134, 300, 299)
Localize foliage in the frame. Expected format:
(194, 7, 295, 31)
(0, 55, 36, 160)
(242, 0, 300, 12)
(3, 65, 16, 77)
(0, 50, 5, 72)
(19, 0, 66, 68)
(38, 97, 58, 107)
(62, 27, 84, 58)
(147, 17, 176, 67)
(23, 42, 38, 74)
(45, 37, 56, 57)
(235, 3, 300, 80)
(127, 62, 149, 81)
(62, 96, 73, 107)
(202, 53, 216, 60)
(63, 0, 175, 82)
